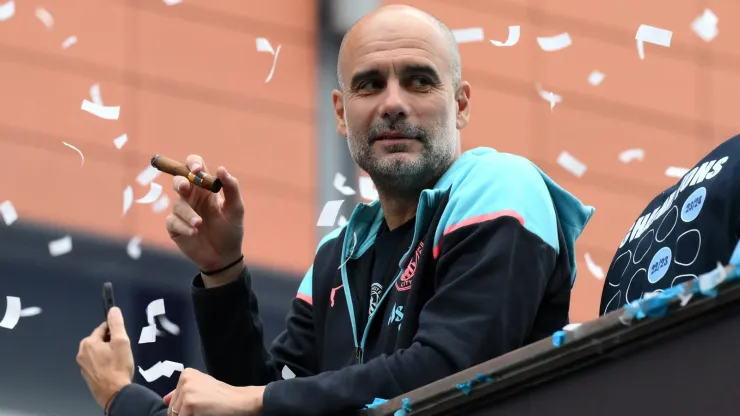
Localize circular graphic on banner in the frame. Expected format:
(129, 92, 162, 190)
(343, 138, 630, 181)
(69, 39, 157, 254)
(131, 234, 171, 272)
(648, 247, 672, 284)
(681, 187, 706, 223)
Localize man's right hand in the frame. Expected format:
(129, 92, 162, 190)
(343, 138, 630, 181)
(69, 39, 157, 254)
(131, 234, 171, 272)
(166, 154, 245, 285)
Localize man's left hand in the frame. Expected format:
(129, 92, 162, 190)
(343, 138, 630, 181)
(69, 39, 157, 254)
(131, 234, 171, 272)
(76, 307, 134, 410)
(164, 368, 264, 416)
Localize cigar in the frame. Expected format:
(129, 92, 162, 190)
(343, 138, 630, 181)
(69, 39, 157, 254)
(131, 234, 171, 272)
(150, 154, 222, 193)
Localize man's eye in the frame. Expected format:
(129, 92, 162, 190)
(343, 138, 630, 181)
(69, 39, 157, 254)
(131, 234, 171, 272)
(410, 77, 432, 88)
(359, 81, 382, 91)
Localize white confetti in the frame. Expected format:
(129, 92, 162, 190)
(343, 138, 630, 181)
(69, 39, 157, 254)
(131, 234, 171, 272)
(635, 25, 672, 60)
(62, 141, 84, 168)
(0, 296, 21, 329)
(563, 323, 582, 331)
(337, 215, 348, 227)
(61, 35, 77, 49)
(264, 45, 281, 83)
(0, 200, 18, 226)
(138, 360, 184, 383)
(81, 99, 120, 120)
(618, 148, 645, 163)
(256, 37, 275, 54)
(123, 186, 133, 216)
(127, 236, 142, 260)
(90, 83, 103, 105)
(358, 176, 378, 201)
(665, 166, 689, 178)
(19, 306, 42, 317)
(537, 32, 571, 51)
(163, 0, 182, 5)
(49, 235, 72, 257)
(282, 365, 296, 380)
(536, 84, 562, 112)
(452, 27, 484, 44)
(333, 173, 356, 196)
(584, 253, 605, 279)
(317, 200, 344, 227)
(158, 315, 180, 335)
(0, 1, 15, 22)
(557, 151, 587, 177)
(113, 133, 128, 149)
(490, 25, 520, 47)
(136, 165, 161, 186)
(691, 9, 718, 42)
(139, 298, 166, 344)
(35, 7, 53, 29)
(152, 194, 170, 213)
(588, 70, 605, 86)
(136, 183, 163, 204)
(138, 325, 157, 344)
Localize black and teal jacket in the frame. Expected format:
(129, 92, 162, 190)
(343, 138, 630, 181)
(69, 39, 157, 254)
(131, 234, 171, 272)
(109, 147, 594, 416)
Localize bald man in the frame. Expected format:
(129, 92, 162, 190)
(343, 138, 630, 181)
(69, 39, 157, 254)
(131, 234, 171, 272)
(76, 5, 593, 416)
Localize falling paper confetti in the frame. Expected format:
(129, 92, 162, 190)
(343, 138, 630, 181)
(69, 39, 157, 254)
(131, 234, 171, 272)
(0, 296, 21, 329)
(337, 215, 348, 227)
(452, 27, 484, 44)
(81, 99, 120, 120)
(138, 360, 184, 383)
(333, 173, 356, 196)
(136, 183, 163, 204)
(127, 236, 142, 260)
(62, 141, 84, 168)
(136, 165, 161, 186)
(90, 83, 103, 105)
(588, 70, 605, 86)
(158, 315, 180, 335)
(618, 148, 645, 163)
(0, 1, 15, 22)
(282, 366, 296, 380)
(358, 176, 378, 201)
(123, 186, 133, 216)
(163, 0, 182, 5)
(139, 299, 166, 344)
(62, 35, 77, 49)
(584, 253, 605, 279)
(691, 9, 718, 42)
(0, 200, 18, 226)
(665, 166, 689, 178)
(256, 37, 281, 83)
(557, 151, 587, 177)
(490, 25, 520, 47)
(35, 7, 53, 29)
(49, 235, 72, 257)
(635, 24, 672, 60)
(536, 84, 562, 112)
(317, 200, 344, 227)
(563, 323, 582, 331)
(537, 33, 572, 51)
(19, 306, 42, 317)
(152, 194, 170, 213)
(113, 133, 128, 149)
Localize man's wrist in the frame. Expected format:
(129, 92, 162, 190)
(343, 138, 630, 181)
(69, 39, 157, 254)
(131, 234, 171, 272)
(102, 380, 131, 414)
(201, 260, 245, 289)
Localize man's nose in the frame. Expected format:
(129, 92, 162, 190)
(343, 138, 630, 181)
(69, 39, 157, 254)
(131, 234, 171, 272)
(380, 83, 409, 124)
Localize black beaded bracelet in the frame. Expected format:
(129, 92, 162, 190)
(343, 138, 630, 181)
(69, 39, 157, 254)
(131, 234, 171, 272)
(200, 254, 244, 275)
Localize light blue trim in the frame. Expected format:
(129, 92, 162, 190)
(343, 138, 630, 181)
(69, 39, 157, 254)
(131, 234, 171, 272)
(297, 266, 313, 298)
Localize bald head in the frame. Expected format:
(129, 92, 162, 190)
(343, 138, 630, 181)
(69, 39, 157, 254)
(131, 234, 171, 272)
(337, 5, 461, 91)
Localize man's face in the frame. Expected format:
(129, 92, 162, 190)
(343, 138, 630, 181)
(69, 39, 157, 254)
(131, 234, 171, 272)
(333, 10, 470, 195)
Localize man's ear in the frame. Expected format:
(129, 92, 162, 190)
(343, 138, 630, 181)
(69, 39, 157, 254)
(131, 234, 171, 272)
(455, 81, 471, 130)
(332, 90, 347, 137)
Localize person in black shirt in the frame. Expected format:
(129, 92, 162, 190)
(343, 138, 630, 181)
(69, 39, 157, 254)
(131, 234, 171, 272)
(601, 134, 740, 315)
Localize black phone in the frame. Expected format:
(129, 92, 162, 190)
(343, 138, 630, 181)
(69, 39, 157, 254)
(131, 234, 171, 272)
(103, 282, 115, 342)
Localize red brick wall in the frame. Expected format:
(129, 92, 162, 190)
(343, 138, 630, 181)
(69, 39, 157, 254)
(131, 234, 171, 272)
(0, 0, 317, 273)
(383, 0, 739, 321)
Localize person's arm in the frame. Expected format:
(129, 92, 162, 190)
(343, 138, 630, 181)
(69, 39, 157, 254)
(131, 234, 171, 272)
(260, 216, 559, 415)
(192, 263, 318, 386)
(108, 384, 168, 416)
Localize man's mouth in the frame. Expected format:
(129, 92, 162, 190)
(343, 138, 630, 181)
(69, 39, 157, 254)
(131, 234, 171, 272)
(373, 132, 417, 143)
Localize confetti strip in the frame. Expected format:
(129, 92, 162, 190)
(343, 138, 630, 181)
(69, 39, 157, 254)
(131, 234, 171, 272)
(665, 166, 689, 178)
(256, 37, 281, 83)
(62, 141, 84, 168)
(0, 200, 18, 226)
(282, 366, 296, 380)
(333, 173, 356, 195)
(452, 27, 484, 43)
(317, 200, 344, 227)
(0, 1, 15, 22)
(536, 84, 562, 112)
(138, 360, 184, 382)
(135, 183, 163, 204)
(35, 7, 53, 29)
(618, 148, 645, 163)
(691, 9, 718, 42)
(49, 235, 72, 257)
(584, 253, 605, 279)
(557, 151, 587, 177)
(163, 0, 182, 5)
(136, 165, 161, 186)
(19, 306, 42, 317)
(81, 99, 120, 120)
(0, 296, 21, 329)
(490, 26, 520, 47)
(62, 35, 77, 49)
(537, 33, 571, 51)
(635, 25, 672, 60)
(113, 133, 128, 149)
(123, 186, 133, 216)
(588, 70, 605, 86)
(127, 236, 142, 259)
(358, 177, 378, 201)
